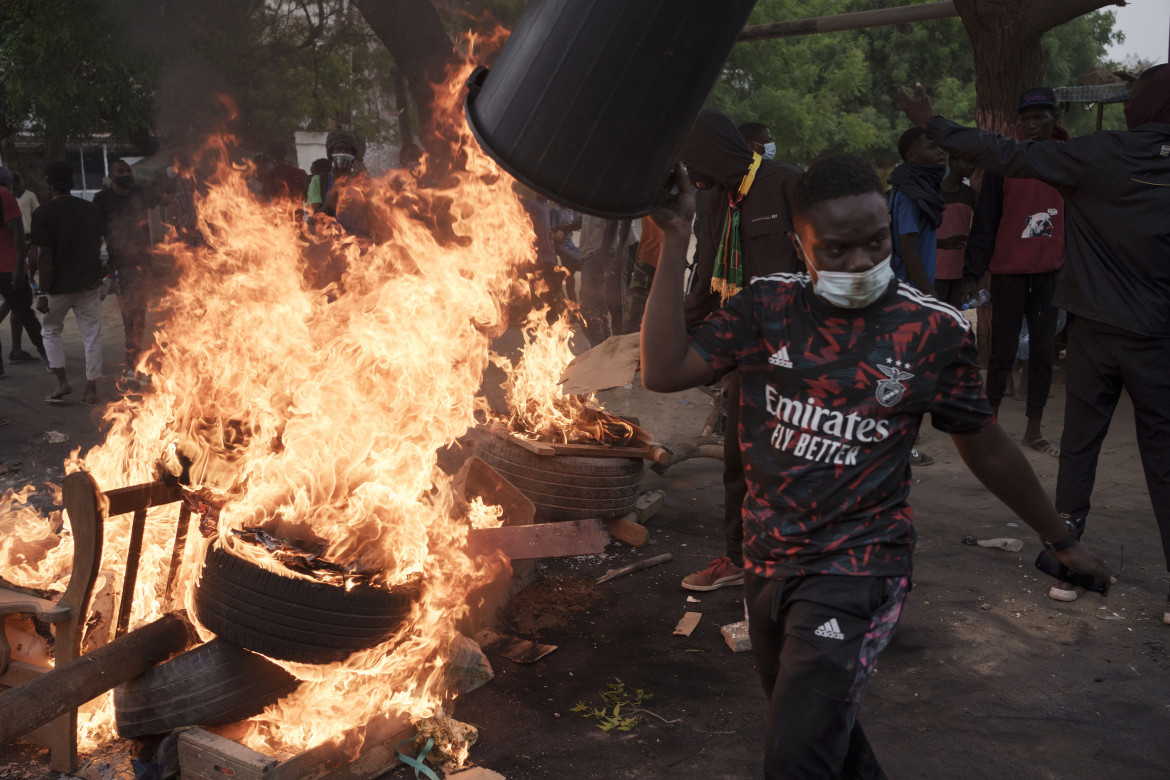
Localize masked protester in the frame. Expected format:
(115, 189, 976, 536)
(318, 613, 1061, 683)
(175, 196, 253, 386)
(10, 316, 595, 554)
(738, 121, 777, 161)
(900, 65, 1170, 613)
(674, 110, 803, 593)
(309, 129, 372, 240)
(640, 155, 1113, 779)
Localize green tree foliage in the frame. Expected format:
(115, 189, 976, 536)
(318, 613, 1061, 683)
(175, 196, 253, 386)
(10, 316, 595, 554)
(708, 0, 1122, 166)
(127, 0, 399, 152)
(0, 0, 157, 158)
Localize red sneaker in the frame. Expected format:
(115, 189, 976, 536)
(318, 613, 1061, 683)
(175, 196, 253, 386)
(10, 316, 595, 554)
(681, 556, 744, 591)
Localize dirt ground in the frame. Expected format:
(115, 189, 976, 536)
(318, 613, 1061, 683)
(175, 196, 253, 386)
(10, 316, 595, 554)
(2, 302, 1169, 778)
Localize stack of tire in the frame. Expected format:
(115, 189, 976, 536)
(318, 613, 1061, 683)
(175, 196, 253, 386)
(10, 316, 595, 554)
(114, 541, 422, 738)
(474, 430, 643, 521)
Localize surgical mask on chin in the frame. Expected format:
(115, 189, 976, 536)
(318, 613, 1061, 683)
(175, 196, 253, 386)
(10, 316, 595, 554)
(762, 141, 776, 160)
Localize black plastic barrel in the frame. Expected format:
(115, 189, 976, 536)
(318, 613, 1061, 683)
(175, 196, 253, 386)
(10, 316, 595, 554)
(465, 0, 758, 218)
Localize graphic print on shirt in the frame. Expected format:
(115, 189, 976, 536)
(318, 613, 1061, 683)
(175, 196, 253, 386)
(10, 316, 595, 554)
(875, 358, 914, 407)
(1021, 208, 1058, 238)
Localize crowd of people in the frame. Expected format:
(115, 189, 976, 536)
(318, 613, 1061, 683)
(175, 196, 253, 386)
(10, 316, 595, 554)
(0, 126, 392, 403)
(638, 62, 1168, 778)
(0, 61, 1165, 779)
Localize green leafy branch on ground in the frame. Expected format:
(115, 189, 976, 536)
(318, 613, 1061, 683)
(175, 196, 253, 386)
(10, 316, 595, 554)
(571, 678, 679, 732)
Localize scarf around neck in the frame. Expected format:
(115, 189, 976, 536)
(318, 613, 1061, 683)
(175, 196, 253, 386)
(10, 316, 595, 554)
(711, 152, 763, 304)
(888, 163, 945, 228)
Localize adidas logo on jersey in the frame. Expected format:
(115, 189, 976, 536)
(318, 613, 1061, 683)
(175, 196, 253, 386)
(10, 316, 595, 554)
(769, 345, 793, 369)
(814, 618, 845, 641)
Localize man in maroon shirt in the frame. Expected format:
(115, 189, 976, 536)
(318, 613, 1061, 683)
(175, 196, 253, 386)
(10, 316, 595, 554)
(641, 156, 1112, 778)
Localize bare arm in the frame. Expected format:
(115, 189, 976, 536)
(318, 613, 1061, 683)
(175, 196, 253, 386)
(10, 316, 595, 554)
(952, 424, 1112, 579)
(640, 164, 716, 393)
(898, 233, 936, 296)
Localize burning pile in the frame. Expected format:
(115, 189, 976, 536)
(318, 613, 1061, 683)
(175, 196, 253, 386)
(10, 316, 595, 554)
(0, 34, 580, 762)
(491, 309, 635, 447)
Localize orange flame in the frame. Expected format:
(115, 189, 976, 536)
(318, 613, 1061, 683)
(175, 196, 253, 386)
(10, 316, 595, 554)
(493, 309, 635, 446)
(3, 30, 546, 762)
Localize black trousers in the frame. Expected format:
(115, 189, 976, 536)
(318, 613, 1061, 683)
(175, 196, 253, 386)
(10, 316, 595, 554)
(745, 573, 908, 780)
(0, 272, 45, 364)
(1055, 318, 1170, 571)
(724, 370, 747, 566)
(987, 271, 1060, 419)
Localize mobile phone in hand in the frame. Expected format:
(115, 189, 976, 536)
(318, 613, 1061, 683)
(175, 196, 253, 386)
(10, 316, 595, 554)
(1034, 550, 1110, 596)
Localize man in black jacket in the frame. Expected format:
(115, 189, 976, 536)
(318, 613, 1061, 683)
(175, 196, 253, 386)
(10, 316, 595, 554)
(676, 110, 802, 591)
(900, 64, 1170, 612)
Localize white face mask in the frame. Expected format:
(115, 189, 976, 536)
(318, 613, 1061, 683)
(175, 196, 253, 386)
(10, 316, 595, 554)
(795, 236, 893, 309)
(762, 141, 777, 160)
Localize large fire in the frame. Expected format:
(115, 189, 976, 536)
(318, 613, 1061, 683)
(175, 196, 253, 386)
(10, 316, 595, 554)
(0, 32, 585, 762)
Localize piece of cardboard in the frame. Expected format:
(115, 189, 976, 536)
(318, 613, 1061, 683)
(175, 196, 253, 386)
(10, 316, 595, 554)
(558, 333, 641, 395)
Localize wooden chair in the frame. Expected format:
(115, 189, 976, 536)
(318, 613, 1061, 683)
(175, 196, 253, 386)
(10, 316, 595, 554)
(0, 471, 191, 773)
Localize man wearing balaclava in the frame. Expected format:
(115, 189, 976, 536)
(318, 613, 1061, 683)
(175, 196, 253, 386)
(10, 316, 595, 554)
(900, 65, 1170, 617)
(310, 128, 372, 239)
(675, 110, 802, 594)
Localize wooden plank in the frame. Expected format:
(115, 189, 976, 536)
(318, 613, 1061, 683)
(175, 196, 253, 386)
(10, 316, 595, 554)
(673, 612, 701, 637)
(544, 441, 651, 460)
(0, 612, 193, 747)
(178, 728, 276, 780)
(483, 424, 555, 456)
(0, 591, 69, 621)
(104, 482, 182, 518)
(596, 553, 673, 584)
(467, 519, 609, 561)
(272, 713, 412, 780)
(604, 515, 649, 547)
(114, 507, 148, 639)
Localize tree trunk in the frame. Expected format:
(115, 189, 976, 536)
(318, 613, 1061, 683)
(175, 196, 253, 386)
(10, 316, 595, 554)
(354, 0, 455, 136)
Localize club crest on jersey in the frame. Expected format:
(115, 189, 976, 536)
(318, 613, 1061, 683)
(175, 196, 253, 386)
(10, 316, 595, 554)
(875, 361, 913, 407)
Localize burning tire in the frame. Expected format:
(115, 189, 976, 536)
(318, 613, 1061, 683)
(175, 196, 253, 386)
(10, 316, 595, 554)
(474, 431, 643, 521)
(194, 543, 422, 663)
(113, 638, 299, 737)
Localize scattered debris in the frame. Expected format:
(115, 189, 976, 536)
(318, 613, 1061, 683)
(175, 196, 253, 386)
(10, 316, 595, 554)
(446, 768, 506, 780)
(673, 612, 701, 637)
(476, 629, 556, 664)
(447, 634, 494, 694)
(0, 460, 20, 475)
(596, 552, 673, 584)
(42, 431, 70, 444)
(962, 535, 1024, 552)
(411, 714, 478, 774)
(720, 621, 751, 653)
(686, 596, 700, 603)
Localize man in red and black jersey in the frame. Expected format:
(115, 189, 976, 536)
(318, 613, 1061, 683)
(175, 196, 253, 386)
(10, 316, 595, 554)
(641, 156, 1112, 779)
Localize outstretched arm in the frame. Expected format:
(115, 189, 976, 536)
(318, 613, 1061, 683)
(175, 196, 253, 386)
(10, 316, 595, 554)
(952, 424, 1113, 580)
(640, 164, 716, 393)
